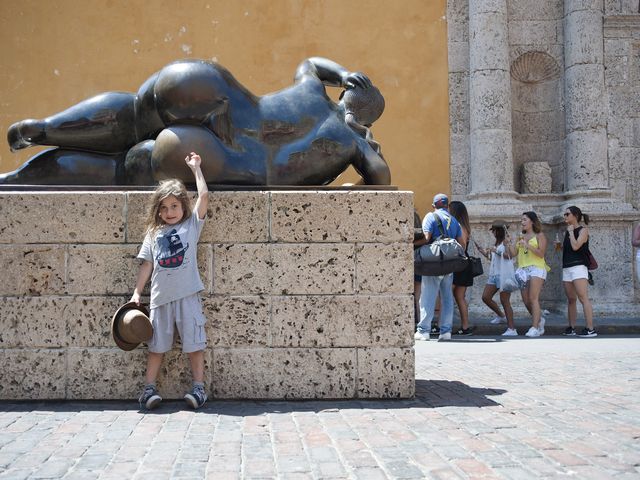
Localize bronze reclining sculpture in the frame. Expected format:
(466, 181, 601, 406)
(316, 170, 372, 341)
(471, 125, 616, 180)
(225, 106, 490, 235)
(2, 57, 389, 186)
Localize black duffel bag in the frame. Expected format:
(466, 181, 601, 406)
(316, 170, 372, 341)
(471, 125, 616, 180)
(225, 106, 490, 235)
(414, 214, 467, 276)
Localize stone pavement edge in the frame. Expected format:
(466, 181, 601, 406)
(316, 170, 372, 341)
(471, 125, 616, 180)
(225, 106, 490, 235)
(0, 336, 639, 479)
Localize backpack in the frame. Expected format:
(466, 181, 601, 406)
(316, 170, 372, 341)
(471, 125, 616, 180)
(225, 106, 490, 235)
(414, 213, 468, 276)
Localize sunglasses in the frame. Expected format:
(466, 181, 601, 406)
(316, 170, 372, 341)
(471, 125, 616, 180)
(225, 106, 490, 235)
(563, 212, 571, 217)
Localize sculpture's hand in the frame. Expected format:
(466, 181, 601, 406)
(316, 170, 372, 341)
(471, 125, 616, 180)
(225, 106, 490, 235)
(363, 128, 381, 153)
(343, 71, 372, 89)
(185, 151, 201, 170)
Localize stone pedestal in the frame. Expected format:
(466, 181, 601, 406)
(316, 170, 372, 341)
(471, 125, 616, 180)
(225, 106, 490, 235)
(0, 189, 415, 400)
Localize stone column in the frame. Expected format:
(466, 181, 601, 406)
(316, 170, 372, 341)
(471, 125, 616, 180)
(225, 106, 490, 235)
(468, 0, 515, 197)
(564, 0, 608, 191)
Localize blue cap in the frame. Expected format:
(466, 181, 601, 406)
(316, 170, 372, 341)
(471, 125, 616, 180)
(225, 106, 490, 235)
(432, 193, 448, 208)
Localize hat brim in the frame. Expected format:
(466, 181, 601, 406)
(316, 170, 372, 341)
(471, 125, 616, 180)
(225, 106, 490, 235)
(111, 301, 151, 351)
(490, 220, 508, 230)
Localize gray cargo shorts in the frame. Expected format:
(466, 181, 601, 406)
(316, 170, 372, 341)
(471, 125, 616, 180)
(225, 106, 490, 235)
(148, 293, 206, 353)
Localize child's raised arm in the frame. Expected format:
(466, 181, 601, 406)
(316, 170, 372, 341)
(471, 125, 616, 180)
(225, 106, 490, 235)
(185, 152, 208, 220)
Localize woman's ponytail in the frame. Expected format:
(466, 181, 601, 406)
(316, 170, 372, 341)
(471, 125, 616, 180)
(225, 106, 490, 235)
(567, 205, 589, 225)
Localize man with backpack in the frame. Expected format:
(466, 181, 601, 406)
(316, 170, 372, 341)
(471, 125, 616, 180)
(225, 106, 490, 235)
(414, 194, 465, 342)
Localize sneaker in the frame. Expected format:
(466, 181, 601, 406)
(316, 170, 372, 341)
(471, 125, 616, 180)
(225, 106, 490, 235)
(454, 328, 473, 336)
(490, 316, 506, 324)
(184, 385, 208, 409)
(502, 328, 518, 336)
(437, 332, 452, 341)
(138, 385, 162, 410)
(414, 331, 430, 341)
(563, 326, 576, 336)
(525, 326, 541, 337)
(578, 328, 598, 338)
(538, 317, 546, 335)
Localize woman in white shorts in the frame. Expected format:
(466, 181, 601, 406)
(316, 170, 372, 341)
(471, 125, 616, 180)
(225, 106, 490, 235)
(561, 206, 596, 337)
(479, 220, 517, 336)
(508, 211, 550, 337)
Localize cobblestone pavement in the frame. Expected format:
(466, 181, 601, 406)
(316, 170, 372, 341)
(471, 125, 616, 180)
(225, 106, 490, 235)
(1, 336, 639, 479)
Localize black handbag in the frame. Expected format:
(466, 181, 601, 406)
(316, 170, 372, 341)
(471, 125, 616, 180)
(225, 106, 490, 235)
(453, 242, 483, 287)
(468, 256, 483, 277)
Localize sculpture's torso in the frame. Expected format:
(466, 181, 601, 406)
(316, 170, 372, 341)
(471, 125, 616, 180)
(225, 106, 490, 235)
(138, 60, 359, 185)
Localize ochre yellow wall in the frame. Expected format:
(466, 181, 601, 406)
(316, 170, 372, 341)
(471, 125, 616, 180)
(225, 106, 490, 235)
(0, 0, 449, 215)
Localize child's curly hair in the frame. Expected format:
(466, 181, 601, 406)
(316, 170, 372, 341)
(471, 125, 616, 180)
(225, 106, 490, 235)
(144, 179, 192, 235)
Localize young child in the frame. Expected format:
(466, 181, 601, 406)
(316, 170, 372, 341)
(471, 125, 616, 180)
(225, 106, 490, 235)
(479, 221, 517, 336)
(131, 152, 209, 410)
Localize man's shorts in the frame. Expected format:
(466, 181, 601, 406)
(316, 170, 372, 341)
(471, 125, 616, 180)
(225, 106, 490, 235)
(148, 293, 207, 354)
(562, 265, 588, 282)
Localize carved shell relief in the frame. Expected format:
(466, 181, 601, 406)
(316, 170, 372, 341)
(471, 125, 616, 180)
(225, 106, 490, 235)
(510, 51, 561, 84)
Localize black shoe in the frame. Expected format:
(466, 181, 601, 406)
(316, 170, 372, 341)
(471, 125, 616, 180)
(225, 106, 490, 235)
(138, 385, 162, 410)
(562, 326, 576, 336)
(454, 328, 473, 336)
(578, 328, 597, 337)
(184, 385, 208, 409)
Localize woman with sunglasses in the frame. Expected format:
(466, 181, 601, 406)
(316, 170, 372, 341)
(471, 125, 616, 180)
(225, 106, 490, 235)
(561, 206, 597, 337)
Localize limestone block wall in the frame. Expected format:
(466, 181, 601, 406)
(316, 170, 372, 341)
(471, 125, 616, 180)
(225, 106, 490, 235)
(508, 1, 565, 193)
(447, 0, 471, 197)
(465, 210, 640, 317)
(0, 190, 415, 401)
(604, 14, 640, 210)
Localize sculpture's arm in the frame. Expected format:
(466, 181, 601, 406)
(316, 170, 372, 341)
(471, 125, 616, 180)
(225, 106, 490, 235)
(351, 139, 391, 185)
(345, 113, 381, 153)
(294, 57, 372, 89)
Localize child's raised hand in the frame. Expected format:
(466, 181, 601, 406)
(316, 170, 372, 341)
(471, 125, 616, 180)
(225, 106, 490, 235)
(185, 152, 201, 170)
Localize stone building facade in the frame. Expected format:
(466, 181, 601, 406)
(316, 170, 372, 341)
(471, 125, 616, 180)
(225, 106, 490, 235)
(447, 0, 640, 315)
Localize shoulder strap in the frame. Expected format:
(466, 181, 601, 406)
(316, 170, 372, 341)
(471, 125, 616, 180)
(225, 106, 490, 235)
(433, 213, 450, 239)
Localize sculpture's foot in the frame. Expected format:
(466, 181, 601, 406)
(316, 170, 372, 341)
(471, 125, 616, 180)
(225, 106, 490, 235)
(7, 119, 45, 152)
(0, 148, 121, 185)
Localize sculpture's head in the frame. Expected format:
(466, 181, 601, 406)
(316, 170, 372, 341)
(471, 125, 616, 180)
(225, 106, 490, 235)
(340, 85, 385, 126)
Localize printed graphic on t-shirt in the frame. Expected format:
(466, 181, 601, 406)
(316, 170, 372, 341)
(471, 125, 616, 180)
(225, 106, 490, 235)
(156, 228, 190, 268)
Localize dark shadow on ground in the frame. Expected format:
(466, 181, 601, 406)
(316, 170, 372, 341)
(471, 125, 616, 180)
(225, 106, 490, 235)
(413, 379, 505, 407)
(0, 380, 506, 414)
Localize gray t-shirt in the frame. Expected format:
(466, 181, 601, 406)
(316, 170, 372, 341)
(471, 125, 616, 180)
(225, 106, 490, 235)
(137, 213, 205, 308)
